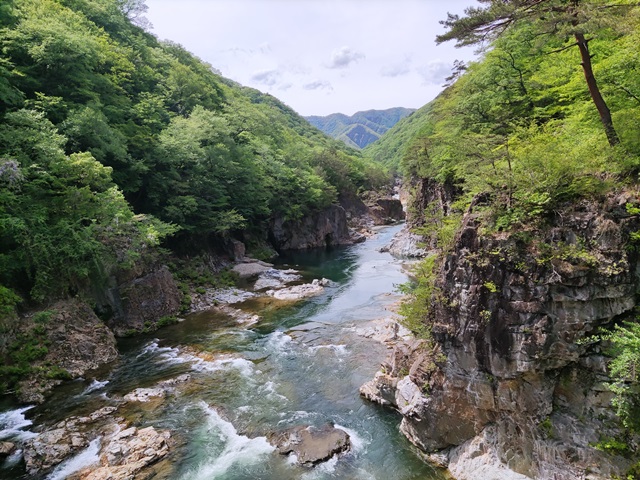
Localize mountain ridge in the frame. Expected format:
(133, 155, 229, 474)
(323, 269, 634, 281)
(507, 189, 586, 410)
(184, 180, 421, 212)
(306, 107, 415, 149)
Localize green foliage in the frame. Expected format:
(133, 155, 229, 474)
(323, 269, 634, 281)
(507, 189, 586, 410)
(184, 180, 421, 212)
(593, 436, 632, 456)
(0, 309, 55, 393)
(397, 256, 437, 339)
(156, 315, 178, 328)
(602, 321, 640, 432)
(368, 9, 640, 233)
(539, 416, 554, 440)
(0, 285, 21, 318)
(0, 0, 390, 306)
(483, 281, 499, 293)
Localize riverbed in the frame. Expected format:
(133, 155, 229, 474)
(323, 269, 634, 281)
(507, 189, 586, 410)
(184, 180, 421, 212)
(0, 224, 447, 480)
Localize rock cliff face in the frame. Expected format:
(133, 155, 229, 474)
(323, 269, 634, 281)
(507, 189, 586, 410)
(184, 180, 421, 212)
(269, 205, 356, 250)
(363, 193, 640, 479)
(383, 177, 459, 257)
(105, 265, 181, 336)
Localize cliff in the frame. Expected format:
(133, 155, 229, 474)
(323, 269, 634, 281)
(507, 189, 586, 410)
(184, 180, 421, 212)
(362, 189, 640, 479)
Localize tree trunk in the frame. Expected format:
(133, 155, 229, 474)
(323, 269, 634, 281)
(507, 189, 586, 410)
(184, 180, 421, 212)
(574, 32, 620, 147)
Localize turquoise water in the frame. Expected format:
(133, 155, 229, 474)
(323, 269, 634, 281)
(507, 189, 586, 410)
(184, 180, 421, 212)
(1, 224, 447, 480)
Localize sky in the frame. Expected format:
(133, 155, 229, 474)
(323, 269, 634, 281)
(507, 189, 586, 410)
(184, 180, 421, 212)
(144, 0, 479, 116)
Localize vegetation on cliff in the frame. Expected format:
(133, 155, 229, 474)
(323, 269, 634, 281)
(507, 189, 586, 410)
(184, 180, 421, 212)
(0, 0, 388, 314)
(374, 0, 640, 466)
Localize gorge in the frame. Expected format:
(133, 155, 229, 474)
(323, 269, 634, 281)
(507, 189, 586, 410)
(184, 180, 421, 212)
(2, 0, 640, 479)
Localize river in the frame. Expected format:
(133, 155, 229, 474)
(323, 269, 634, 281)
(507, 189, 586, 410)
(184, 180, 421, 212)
(0, 224, 447, 480)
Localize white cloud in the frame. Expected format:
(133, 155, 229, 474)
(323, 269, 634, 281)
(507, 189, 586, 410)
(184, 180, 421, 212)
(250, 69, 281, 87)
(146, 0, 478, 115)
(417, 60, 453, 85)
(303, 80, 333, 91)
(326, 46, 365, 69)
(381, 56, 412, 78)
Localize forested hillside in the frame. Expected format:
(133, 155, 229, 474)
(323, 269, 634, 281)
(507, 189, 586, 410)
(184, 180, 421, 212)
(366, 2, 640, 201)
(0, 0, 388, 310)
(306, 107, 415, 149)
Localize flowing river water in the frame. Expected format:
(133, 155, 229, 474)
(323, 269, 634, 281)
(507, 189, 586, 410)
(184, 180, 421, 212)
(0, 224, 448, 480)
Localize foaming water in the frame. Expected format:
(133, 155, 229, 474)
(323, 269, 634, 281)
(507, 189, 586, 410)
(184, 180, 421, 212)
(307, 344, 348, 355)
(80, 379, 110, 396)
(182, 402, 275, 480)
(46, 437, 100, 480)
(335, 423, 369, 454)
(264, 331, 293, 354)
(0, 406, 35, 442)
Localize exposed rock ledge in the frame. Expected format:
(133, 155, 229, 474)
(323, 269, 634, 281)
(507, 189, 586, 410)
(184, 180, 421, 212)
(16, 299, 119, 404)
(380, 225, 428, 258)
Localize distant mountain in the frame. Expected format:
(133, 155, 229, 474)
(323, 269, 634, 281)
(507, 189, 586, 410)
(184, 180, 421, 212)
(306, 107, 415, 149)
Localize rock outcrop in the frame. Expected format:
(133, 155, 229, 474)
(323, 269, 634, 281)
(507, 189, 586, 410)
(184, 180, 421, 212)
(107, 265, 181, 336)
(362, 193, 640, 479)
(23, 406, 118, 475)
(79, 425, 171, 480)
(17, 300, 119, 404)
(23, 403, 173, 479)
(367, 196, 405, 225)
(0, 441, 15, 458)
(266, 278, 329, 301)
(269, 205, 356, 250)
(268, 424, 350, 466)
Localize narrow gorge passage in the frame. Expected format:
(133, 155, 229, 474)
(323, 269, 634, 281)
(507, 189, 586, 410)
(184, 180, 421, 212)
(0, 225, 445, 480)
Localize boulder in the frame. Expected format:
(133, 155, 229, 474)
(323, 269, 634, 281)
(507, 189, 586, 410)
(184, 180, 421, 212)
(123, 387, 165, 403)
(253, 268, 301, 290)
(266, 279, 328, 301)
(232, 260, 274, 279)
(0, 441, 15, 458)
(268, 424, 350, 466)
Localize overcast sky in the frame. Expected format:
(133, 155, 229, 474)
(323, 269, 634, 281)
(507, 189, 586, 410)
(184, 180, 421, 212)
(145, 0, 478, 116)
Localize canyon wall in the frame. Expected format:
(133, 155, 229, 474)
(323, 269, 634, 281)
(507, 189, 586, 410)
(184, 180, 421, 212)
(363, 190, 640, 479)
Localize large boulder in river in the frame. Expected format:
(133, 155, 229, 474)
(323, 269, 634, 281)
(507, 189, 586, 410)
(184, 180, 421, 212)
(268, 424, 350, 466)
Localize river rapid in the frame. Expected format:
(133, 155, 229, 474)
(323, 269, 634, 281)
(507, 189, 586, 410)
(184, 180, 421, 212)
(0, 224, 447, 480)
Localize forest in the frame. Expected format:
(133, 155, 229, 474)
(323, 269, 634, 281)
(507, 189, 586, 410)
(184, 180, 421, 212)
(0, 0, 388, 311)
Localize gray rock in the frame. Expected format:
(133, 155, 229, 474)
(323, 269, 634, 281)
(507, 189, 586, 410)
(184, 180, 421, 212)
(16, 299, 119, 404)
(0, 441, 15, 457)
(380, 227, 428, 258)
(266, 280, 326, 301)
(270, 205, 355, 250)
(232, 262, 273, 279)
(81, 425, 171, 480)
(253, 268, 302, 290)
(123, 387, 165, 403)
(268, 424, 350, 466)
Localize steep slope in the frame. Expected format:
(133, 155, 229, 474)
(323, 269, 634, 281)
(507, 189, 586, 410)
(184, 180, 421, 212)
(306, 107, 415, 149)
(361, 4, 640, 480)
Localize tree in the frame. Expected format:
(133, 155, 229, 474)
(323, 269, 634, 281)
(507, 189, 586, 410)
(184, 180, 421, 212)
(436, 0, 638, 147)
